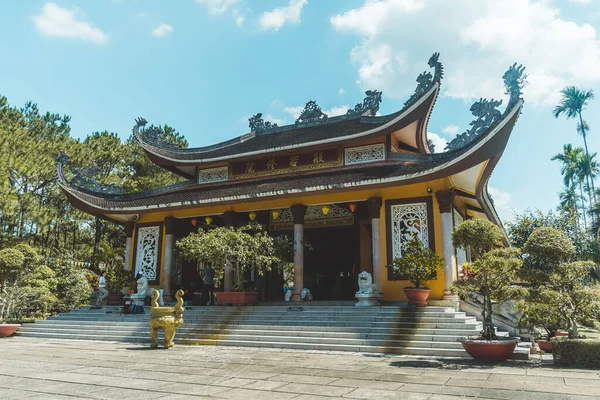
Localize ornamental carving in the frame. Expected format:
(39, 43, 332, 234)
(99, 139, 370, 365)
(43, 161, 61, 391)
(347, 90, 383, 116)
(445, 98, 503, 151)
(198, 166, 228, 184)
(249, 113, 278, 133)
(453, 209, 468, 269)
(296, 101, 328, 125)
(270, 204, 354, 230)
(404, 52, 444, 108)
(390, 203, 429, 261)
(445, 63, 526, 152)
(135, 226, 161, 281)
(345, 143, 386, 165)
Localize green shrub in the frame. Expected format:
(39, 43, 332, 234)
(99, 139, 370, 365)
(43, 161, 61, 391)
(552, 338, 600, 367)
(452, 219, 504, 259)
(522, 227, 575, 278)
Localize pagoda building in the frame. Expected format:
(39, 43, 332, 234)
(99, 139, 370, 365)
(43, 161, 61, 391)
(57, 54, 526, 302)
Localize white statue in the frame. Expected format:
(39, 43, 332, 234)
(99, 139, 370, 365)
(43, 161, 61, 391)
(131, 274, 149, 305)
(356, 271, 378, 294)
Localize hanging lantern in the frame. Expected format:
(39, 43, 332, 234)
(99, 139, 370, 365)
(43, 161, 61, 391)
(321, 205, 330, 216)
(272, 210, 281, 220)
(349, 203, 357, 213)
(249, 211, 257, 221)
(205, 216, 213, 225)
(191, 218, 198, 227)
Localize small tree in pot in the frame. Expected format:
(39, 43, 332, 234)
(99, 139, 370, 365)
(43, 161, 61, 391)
(451, 219, 526, 361)
(177, 224, 280, 305)
(389, 238, 444, 306)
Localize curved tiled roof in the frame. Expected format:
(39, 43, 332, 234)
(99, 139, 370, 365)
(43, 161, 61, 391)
(57, 99, 523, 215)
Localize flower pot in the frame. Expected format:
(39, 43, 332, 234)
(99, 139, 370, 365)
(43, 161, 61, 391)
(460, 338, 519, 362)
(555, 331, 569, 337)
(537, 340, 553, 353)
(403, 288, 431, 306)
(0, 324, 21, 337)
(217, 291, 259, 306)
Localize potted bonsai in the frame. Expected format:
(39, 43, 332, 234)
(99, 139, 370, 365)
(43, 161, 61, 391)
(451, 219, 526, 361)
(389, 237, 444, 306)
(177, 223, 280, 305)
(518, 227, 599, 353)
(0, 245, 41, 337)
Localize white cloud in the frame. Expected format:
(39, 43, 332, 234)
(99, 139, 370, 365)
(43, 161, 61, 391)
(488, 186, 515, 222)
(236, 16, 245, 26)
(264, 114, 286, 126)
(324, 105, 350, 116)
(152, 23, 173, 38)
(442, 125, 460, 136)
(569, 0, 590, 4)
(283, 106, 305, 120)
(427, 132, 447, 153)
(260, 0, 308, 31)
(331, 0, 600, 107)
(32, 2, 107, 44)
(338, 88, 345, 95)
(195, 0, 241, 15)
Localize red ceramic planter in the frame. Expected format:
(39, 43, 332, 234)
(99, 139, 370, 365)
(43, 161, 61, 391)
(460, 338, 519, 362)
(0, 324, 21, 337)
(216, 291, 260, 306)
(403, 288, 431, 306)
(537, 340, 553, 353)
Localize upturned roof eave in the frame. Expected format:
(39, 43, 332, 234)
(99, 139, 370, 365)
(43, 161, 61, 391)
(136, 83, 440, 167)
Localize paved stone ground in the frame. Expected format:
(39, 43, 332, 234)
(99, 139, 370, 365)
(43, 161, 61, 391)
(1, 338, 599, 399)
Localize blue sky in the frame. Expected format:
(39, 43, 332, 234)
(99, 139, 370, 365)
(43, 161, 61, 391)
(1, 0, 600, 222)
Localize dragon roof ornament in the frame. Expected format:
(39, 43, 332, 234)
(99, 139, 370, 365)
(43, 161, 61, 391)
(444, 63, 526, 152)
(347, 90, 383, 116)
(404, 52, 444, 108)
(56, 153, 124, 195)
(249, 113, 279, 133)
(133, 117, 181, 149)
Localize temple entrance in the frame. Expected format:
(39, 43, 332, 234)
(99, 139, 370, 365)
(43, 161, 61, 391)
(303, 225, 360, 301)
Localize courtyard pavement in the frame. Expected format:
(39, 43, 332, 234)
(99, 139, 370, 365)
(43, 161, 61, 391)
(1, 338, 599, 399)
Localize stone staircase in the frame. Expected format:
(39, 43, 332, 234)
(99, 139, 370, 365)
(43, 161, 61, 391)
(16, 304, 528, 359)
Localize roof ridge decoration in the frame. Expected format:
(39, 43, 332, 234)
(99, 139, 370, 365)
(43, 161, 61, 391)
(404, 52, 444, 108)
(445, 63, 527, 152)
(295, 100, 328, 125)
(248, 113, 278, 133)
(57, 153, 124, 195)
(134, 117, 181, 150)
(346, 90, 383, 116)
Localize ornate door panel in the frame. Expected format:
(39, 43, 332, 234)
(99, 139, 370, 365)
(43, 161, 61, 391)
(133, 224, 163, 284)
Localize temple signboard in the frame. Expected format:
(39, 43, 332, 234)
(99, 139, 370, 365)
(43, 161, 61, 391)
(230, 148, 342, 180)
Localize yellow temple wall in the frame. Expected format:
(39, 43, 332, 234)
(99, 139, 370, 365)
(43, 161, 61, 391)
(131, 178, 453, 301)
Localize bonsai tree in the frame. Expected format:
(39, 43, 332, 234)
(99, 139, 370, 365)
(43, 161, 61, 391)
(390, 237, 444, 289)
(451, 220, 524, 340)
(521, 226, 575, 282)
(518, 227, 600, 339)
(177, 224, 281, 292)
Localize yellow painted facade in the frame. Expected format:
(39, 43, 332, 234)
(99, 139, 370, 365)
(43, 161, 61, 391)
(130, 178, 464, 301)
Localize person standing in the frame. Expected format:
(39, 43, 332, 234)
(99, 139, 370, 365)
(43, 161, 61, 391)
(96, 271, 109, 306)
(204, 263, 215, 305)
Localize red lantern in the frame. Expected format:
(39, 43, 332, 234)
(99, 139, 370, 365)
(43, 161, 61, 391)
(349, 203, 357, 213)
(191, 218, 197, 227)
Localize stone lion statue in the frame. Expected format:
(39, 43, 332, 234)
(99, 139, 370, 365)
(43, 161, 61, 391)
(357, 271, 378, 294)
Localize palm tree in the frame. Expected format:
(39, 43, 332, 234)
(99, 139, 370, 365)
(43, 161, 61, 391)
(552, 144, 587, 225)
(553, 87, 596, 203)
(579, 152, 599, 205)
(558, 184, 580, 217)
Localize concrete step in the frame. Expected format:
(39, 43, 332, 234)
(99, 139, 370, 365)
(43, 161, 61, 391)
(18, 324, 472, 342)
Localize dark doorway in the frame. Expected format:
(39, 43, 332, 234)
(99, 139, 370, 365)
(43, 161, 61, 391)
(303, 225, 359, 300)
